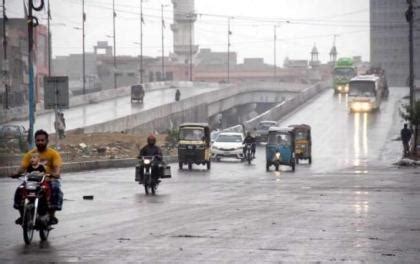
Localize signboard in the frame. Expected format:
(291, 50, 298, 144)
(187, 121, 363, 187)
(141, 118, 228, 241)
(44, 76, 69, 109)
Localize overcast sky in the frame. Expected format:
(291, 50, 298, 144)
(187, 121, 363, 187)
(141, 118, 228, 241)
(7, 0, 370, 65)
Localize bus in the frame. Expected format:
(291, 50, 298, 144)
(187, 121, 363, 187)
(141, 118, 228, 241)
(348, 75, 385, 112)
(333, 58, 357, 94)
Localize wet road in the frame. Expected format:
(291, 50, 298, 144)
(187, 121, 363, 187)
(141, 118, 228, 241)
(6, 86, 219, 134)
(1, 88, 419, 263)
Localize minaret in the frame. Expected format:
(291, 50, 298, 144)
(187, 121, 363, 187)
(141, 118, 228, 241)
(329, 35, 338, 63)
(171, 0, 198, 63)
(310, 44, 320, 67)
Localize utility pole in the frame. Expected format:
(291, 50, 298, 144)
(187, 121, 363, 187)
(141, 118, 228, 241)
(227, 17, 231, 83)
(2, 0, 9, 109)
(139, 0, 143, 84)
(113, 0, 117, 89)
(82, 0, 86, 94)
(27, 1, 37, 148)
(274, 25, 277, 80)
(189, 12, 193, 82)
(406, 0, 416, 153)
(47, 0, 51, 76)
(161, 4, 165, 81)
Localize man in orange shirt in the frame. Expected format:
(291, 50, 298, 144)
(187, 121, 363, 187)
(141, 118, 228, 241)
(12, 129, 63, 225)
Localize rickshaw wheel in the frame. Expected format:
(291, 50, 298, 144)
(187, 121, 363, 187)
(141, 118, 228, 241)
(179, 162, 183, 170)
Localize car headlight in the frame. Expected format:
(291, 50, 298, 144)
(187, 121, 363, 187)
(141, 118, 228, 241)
(212, 146, 219, 150)
(344, 84, 349, 92)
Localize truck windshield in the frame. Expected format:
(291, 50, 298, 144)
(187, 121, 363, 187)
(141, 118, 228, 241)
(349, 81, 376, 97)
(179, 128, 204, 141)
(334, 68, 355, 78)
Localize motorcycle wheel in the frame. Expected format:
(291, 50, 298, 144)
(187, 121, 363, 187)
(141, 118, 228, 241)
(207, 161, 211, 170)
(248, 156, 251, 165)
(275, 164, 279, 171)
(23, 207, 35, 245)
(309, 157, 312, 164)
(179, 162, 183, 170)
(188, 163, 192, 170)
(144, 184, 150, 195)
(151, 183, 156, 195)
(266, 162, 270, 172)
(39, 225, 50, 241)
(291, 162, 296, 172)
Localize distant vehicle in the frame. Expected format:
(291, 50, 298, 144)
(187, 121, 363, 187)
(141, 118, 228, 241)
(0, 124, 28, 152)
(289, 124, 312, 164)
(211, 132, 245, 161)
(177, 123, 211, 170)
(266, 127, 296, 172)
(131, 84, 145, 103)
(366, 66, 389, 98)
(254, 121, 278, 143)
(348, 75, 385, 112)
(333, 58, 357, 94)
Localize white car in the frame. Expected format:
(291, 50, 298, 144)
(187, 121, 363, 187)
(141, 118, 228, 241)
(211, 132, 244, 161)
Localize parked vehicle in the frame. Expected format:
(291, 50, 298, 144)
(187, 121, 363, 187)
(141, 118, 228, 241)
(244, 143, 254, 164)
(289, 124, 312, 164)
(348, 75, 385, 112)
(13, 172, 53, 245)
(178, 123, 211, 170)
(211, 132, 245, 161)
(254, 120, 277, 143)
(131, 84, 145, 103)
(135, 156, 171, 195)
(266, 127, 296, 172)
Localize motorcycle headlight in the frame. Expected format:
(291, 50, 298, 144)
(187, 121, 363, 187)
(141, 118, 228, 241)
(143, 159, 151, 165)
(275, 152, 281, 159)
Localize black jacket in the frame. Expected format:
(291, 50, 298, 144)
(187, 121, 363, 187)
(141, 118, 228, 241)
(243, 136, 256, 144)
(139, 144, 162, 159)
(401, 128, 412, 143)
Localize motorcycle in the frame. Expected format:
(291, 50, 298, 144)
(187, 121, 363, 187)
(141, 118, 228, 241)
(244, 143, 254, 165)
(135, 156, 172, 195)
(14, 172, 52, 244)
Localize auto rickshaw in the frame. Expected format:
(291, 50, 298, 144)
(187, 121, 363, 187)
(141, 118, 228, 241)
(178, 123, 211, 170)
(289, 124, 312, 164)
(131, 84, 145, 103)
(265, 127, 296, 172)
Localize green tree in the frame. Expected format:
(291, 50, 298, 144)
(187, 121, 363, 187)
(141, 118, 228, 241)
(400, 100, 420, 154)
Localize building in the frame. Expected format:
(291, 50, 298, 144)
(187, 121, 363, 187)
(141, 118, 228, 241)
(370, 0, 420, 86)
(0, 18, 48, 109)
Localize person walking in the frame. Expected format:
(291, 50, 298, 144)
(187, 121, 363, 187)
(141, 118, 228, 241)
(401, 123, 413, 157)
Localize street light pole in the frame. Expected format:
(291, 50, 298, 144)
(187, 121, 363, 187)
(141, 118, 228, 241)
(407, 0, 415, 110)
(274, 25, 277, 80)
(2, 0, 9, 109)
(139, 0, 143, 84)
(227, 17, 231, 83)
(113, 0, 117, 89)
(47, 0, 51, 76)
(189, 12, 193, 82)
(161, 4, 165, 81)
(82, 0, 86, 94)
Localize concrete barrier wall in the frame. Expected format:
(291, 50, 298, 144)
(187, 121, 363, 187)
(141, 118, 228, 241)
(77, 82, 310, 134)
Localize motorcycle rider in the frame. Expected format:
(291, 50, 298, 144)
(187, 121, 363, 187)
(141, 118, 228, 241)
(243, 131, 256, 158)
(11, 129, 63, 225)
(138, 135, 163, 183)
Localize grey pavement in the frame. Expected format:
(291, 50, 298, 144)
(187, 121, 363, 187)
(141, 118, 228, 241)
(1, 88, 419, 263)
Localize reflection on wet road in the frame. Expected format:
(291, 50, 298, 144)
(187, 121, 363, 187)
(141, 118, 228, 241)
(279, 87, 407, 173)
(6, 86, 219, 133)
